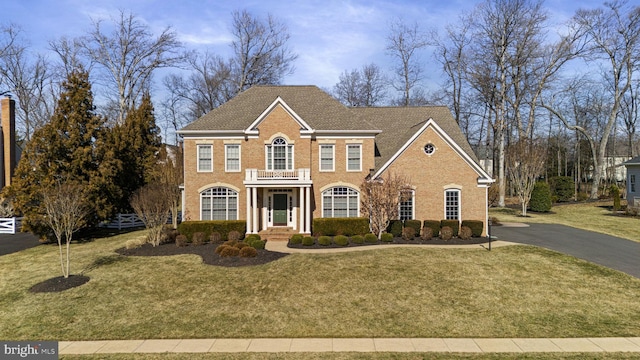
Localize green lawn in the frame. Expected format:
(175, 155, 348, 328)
(1, 231, 639, 342)
(489, 200, 640, 242)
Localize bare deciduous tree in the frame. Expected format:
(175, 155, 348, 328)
(333, 63, 386, 107)
(361, 172, 411, 239)
(41, 182, 89, 279)
(82, 10, 186, 125)
(507, 139, 546, 216)
(386, 19, 428, 106)
(130, 182, 172, 246)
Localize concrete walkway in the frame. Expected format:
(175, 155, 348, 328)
(59, 337, 640, 354)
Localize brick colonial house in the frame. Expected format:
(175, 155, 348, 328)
(178, 85, 493, 237)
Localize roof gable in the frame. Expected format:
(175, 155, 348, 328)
(244, 97, 313, 136)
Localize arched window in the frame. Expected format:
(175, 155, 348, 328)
(322, 186, 359, 218)
(266, 137, 293, 170)
(444, 189, 460, 220)
(201, 187, 238, 220)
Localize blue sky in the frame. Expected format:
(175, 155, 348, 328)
(3, 0, 604, 92)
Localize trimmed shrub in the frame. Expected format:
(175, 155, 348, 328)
(235, 242, 249, 250)
(461, 220, 483, 237)
(302, 236, 315, 246)
(402, 227, 415, 240)
(239, 246, 258, 258)
(610, 185, 621, 211)
(318, 236, 332, 246)
(227, 230, 242, 241)
(530, 182, 552, 212)
(312, 217, 369, 236)
(440, 226, 453, 241)
(245, 234, 261, 242)
(440, 220, 459, 237)
(549, 176, 574, 202)
(350, 235, 364, 244)
(175, 234, 188, 247)
(421, 226, 433, 241)
(386, 220, 403, 237)
(219, 245, 240, 257)
(334, 235, 349, 246)
(404, 220, 421, 236)
(192, 232, 206, 246)
(209, 231, 222, 243)
(290, 234, 303, 245)
(161, 226, 178, 244)
(380, 232, 394, 242)
(423, 220, 440, 237)
(364, 233, 378, 243)
(459, 226, 473, 240)
(177, 220, 246, 241)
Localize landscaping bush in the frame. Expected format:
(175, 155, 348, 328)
(192, 232, 206, 246)
(461, 220, 483, 237)
(161, 226, 178, 244)
(239, 246, 258, 258)
(245, 234, 261, 242)
(440, 226, 453, 241)
(386, 220, 403, 237)
(228, 230, 242, 241)
(459, 226, 473, 240)
(402, 227, 415, 240)
(209, 232, 222, 243)
(404, 220, 421, 236)
(302, 236, 315, 246)
(549, 176, 574, 202)
(177, 220, 246, 241)
(218, 245, 240, 257)
(235, 242, 249, 250)
(175, 234, 187, 247)
(289, 234, 303, 245)
(334, 235, 349, 246)
(440, 220, 459, 237)
(610, 185, 621, 211)
(530, 182, 552, 212)
(318, 236, 332, 246)
(423, 220, 440, 237)
(312, 217, 369, 236)
(364, 233, 378, 243)
(421, 227, 433, 241)
(380, 232, 394, 242)
(350, 235, 364, 244)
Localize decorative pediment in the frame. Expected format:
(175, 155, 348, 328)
(244, 97, 314, 137)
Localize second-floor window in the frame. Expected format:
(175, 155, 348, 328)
(320, 144, 334, 171)
(347, 144, 361, 171)
(225, 144, 240, 172)
(266, 137, 293, 170)
(197, 145, 212, 172)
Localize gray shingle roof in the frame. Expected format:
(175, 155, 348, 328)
(624, 156, 640, 165)
(180, 85, 377, 131)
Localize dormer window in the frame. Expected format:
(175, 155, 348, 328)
(266, 137, 293, 170)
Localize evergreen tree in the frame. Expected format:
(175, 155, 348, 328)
(9, 69, 119, 236)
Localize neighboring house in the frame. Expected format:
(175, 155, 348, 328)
(623, 156, 640, 208)
(178, 85, 493, 237)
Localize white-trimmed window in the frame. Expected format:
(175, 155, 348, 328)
(347, 144, 361, 171)
(322, 186, 359, 218)
(445, 189, 460, 220)
(197, 145, 212, 172)
(631, 174, 636, 192)
(225, 144, 240, 172)
(399, 189, 415, 220)
(201, 187, 238, 220)
(319, 144, 334, 171)
(266, 137, 293, 170)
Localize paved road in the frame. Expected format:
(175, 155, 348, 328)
(0, 232, 41, 255)
(492, 223, 640, 279)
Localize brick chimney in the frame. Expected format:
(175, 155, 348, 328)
(0, 96, 15, 188)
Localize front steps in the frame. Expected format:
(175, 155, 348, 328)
(258, 227, 306, 242)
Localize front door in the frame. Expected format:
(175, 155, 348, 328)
(273, 193, 288, 226)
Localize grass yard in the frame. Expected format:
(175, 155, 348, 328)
(1, 230, 639, 341)
(489, 200, 640, 242)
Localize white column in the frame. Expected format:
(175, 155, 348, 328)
(252, 186, 258, 233)
(262, 188, 268, 230)
(305, 186, 311, 233)
(299, 187, 305, 233)
(246, 187, 252, 234)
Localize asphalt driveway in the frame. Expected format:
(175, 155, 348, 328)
(0, 232, 41, 255)
(492, 223, 640, 279)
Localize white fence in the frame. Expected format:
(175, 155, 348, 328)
(0, 217, 22, 234)
(100, 213, 180, 230)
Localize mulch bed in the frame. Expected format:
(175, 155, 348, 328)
(115, 242, 288, 267)
(287, 236, 490, 249)
(29, 275, 90, 293)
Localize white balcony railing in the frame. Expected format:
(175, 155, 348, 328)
(245, 168, 311, 182)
